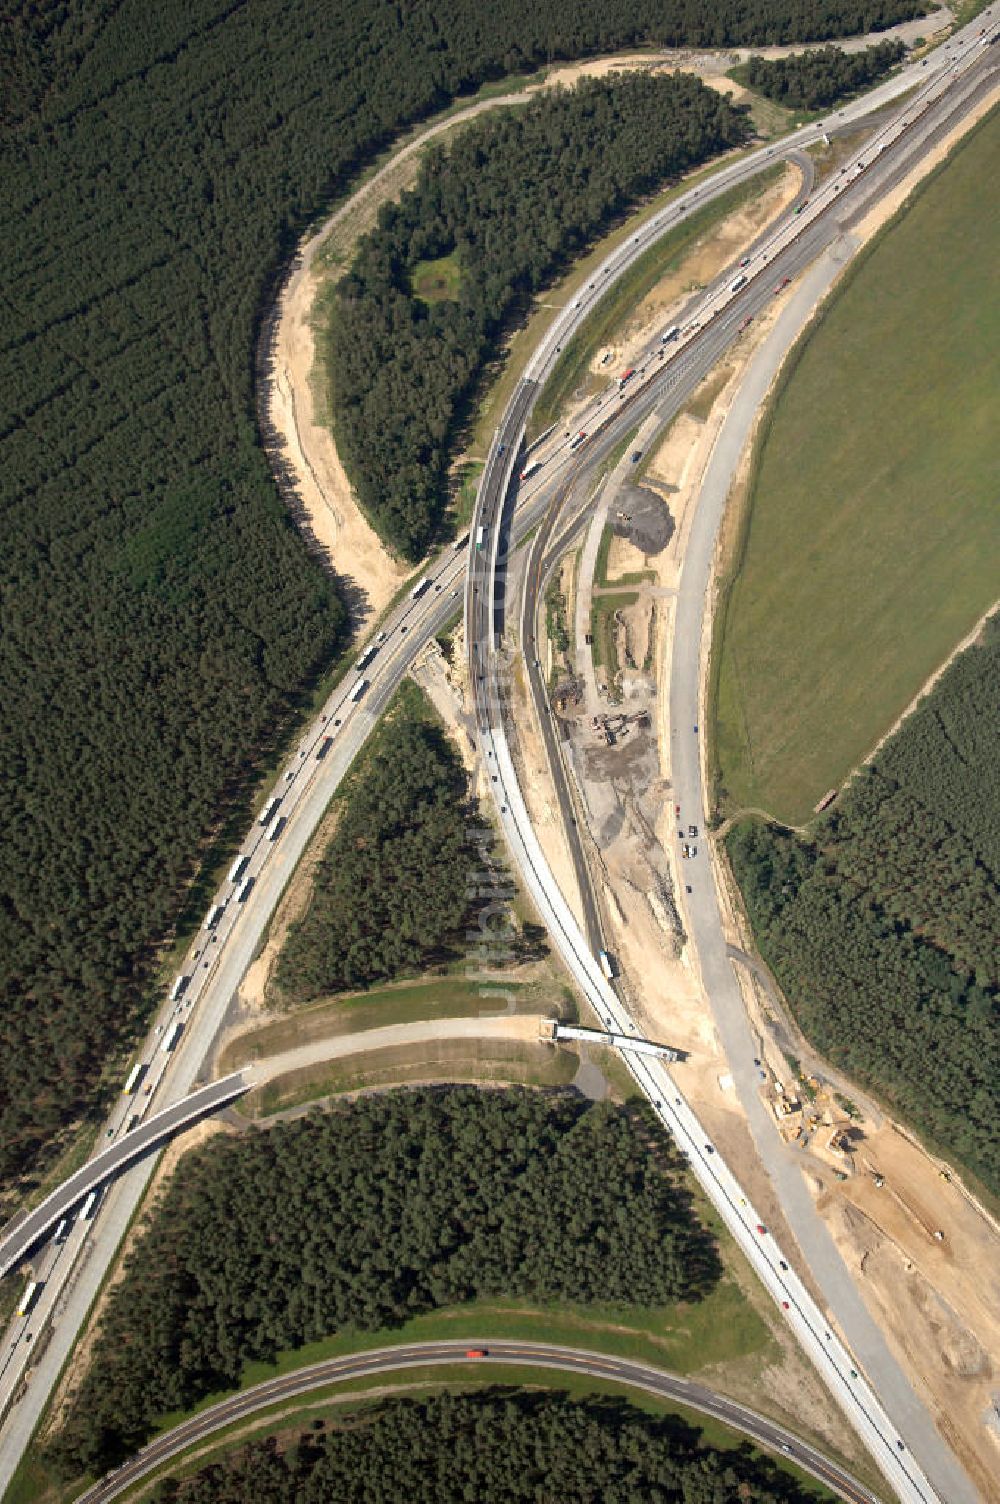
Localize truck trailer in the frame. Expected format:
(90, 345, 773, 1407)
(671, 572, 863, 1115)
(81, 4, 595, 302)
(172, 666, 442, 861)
(162, 1020, 184, 1055)
(17, 1281, 42, 1318)
(258, 796, 281, 827)
(122, 1063, 146, 1096)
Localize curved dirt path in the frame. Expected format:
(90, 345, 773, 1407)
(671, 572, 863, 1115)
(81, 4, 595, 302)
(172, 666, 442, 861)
(260, 91, 535, 626)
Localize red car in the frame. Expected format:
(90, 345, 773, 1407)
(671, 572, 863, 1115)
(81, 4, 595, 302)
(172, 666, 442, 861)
(756, 1224, 767, 1235)
(465, 1349, 488, 1359)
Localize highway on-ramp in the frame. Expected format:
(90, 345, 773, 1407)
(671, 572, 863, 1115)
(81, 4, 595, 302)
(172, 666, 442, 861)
(74, 1340, 880, 1504)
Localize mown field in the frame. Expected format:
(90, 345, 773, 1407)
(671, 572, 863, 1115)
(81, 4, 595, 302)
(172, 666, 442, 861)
(712, 105, 1000, 825)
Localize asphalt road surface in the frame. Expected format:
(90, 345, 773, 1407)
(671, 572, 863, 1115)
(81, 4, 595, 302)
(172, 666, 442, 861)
(74, 1340, 881, 1504)
(464, 32, 998, 1504)
(1, 15, 995, 1493)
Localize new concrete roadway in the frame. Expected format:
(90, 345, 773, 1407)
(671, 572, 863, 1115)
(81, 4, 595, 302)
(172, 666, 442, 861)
(0, 15, 995, 1493)
(74, 1340, 880, 1504)
(465, 35, 998, 1504)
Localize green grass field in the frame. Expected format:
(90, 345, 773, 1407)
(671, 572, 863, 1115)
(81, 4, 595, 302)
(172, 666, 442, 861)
(411, 249, 463, 302)
(712, 106, 1000, 824)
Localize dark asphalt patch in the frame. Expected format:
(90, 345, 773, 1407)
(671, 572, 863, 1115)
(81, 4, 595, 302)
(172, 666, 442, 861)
(611, 485, 674, 555)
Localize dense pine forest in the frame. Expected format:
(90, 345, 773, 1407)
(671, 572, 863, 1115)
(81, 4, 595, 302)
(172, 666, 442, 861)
(49, 1090, 718, 1474)
(150, 1391, 827, 1504)
(732, 38, 905, 108)
(728, 620, 1000, 1191)
(330, 74, 750, 557)
(0, 0, 929, 1200)
(276, 703, 516, 999)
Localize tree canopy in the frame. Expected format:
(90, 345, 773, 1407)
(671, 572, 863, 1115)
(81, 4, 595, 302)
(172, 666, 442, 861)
(275, 698, 533, 1000)
(0, 0, 929, 1197)
(48, 1089, 719, 1475)
(150, 1390, 828, 1504)
(733, 39, 905, 110)
(727, 619, 1000, 1190)
(330, 73, 750, 557)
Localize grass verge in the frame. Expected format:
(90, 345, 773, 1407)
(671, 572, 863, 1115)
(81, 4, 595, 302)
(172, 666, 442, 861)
(529, 166, 783, 438)
(218, 975, 568, 1072)
(78, 1369, 839, 1504)
(238, 1039, 580, 1118)
(590, 591, 640, 681)
(711, 104, 1000, 824)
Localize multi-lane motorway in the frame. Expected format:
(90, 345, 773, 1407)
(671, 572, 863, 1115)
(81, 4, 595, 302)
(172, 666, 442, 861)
(73, 1340, 881, 1504)
(0, 13, 996, 1496)
(463, 28, 998, 1504)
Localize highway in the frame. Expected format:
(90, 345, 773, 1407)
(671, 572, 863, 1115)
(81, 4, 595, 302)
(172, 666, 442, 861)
(463, 28, 998, 1504)
(0, 1076, 248, 1281)
(0, 12, 996, 1493)
(73, 1340, 880, 1504)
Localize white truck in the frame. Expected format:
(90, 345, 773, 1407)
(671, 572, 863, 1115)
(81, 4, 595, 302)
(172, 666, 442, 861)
(660, 325, 680, 343)
(519, 459, 542, 482)
(730, 274, 747, 292)
(598, 949, 618, 981)
(122, 1062, 146, 1096)
(410, 575, 432, 600)
(203, 902, 225, 931)
(169, 973, 189, 1003)
(17, 1280, 42, 1318)
(350, 678, 369, 704)
(259, 795, 281, 827)
(162, 1020, 184, 1054)
(227, 853, 249, 884)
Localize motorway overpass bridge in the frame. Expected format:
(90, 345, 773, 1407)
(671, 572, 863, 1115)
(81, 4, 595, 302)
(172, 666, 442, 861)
(551, 1022, 684, 1062)
(0, 1072, 249, 1278)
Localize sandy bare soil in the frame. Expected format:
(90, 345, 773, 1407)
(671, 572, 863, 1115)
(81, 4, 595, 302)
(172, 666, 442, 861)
(231, 801, 344, 1026)
(582, 167, 800, 411)
(263, 91, 538, 626)
(519, 101, 1000, 1486)
(266, 262, 408, 624)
